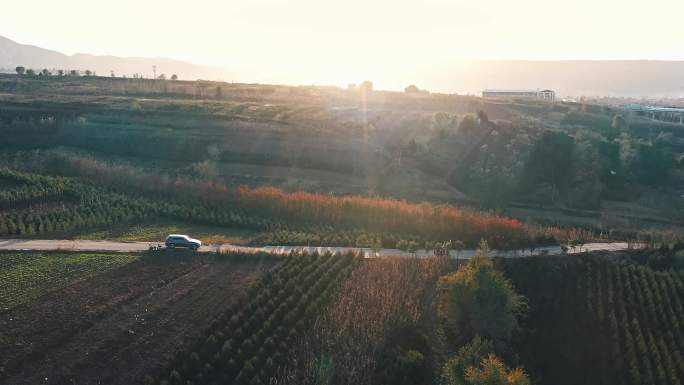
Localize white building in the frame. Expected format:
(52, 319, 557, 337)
(482, 89, 555, 102)
(624, 104, 684, 124)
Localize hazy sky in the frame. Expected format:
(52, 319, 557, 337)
(3, 0, 684, 88)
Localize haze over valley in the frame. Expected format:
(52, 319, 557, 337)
(3, 34, 684, 97)
(2, 1, 684, 385)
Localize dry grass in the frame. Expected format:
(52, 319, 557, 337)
(277, 257, 449, 385)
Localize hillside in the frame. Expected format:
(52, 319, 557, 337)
(0, 74, 682, 243)
(4, 35, 684, 96)
(0, 35, 227, 80)
(5, 2, 684, 385)
(2, 61, 684, 385)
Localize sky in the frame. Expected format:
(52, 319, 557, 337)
(3, 0, 684, 89)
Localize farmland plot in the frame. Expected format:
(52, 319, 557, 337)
(150, 252, 358, 385)
(0, 251, 139, 309)
(0, 251, 274, 385)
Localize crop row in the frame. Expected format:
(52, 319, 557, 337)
(0, 251, 139, 309)
(586, 261, 684, 385)
(0, 168, 571, 249)
(0, 169, 75, 208)
(0, 194, 154, 236)
(251, 227, 560, 250)
(14, 152, 566, 247)
(0, 170, 532, 249)
(502, 255, 684, 385)
(150, 252, 359, 385)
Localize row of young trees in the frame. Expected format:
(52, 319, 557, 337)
(501, 253, 684, 385)
(1, 173, 313, 237)
(0, 169, 74, 210)
(593, 261, 684, 385)
(0, 168, 275, 237)
(0, 170, 157, 236)
(0, 167, 586, 252)
(0, 194, 153, 237)
(251, 227, 454, 250)
(14, 150, 586, 249)
(233, 186, 535, 248)
(149, 252, 358, 385)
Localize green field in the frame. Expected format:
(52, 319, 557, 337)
(0, 251, 139, 309)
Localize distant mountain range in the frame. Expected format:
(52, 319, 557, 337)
(0, 35, 228, 80)
(2, 34, 684, 97)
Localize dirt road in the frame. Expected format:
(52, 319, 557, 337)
(0, 238, 638, 257)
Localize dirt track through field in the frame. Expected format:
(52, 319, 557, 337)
(0, 238, 637, 258)
(0, 254, 273, 385)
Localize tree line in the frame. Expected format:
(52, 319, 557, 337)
(14, 65, 178, 80)
(14, 152, 567, 248)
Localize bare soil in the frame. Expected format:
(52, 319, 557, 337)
(0, 253, 274, 385)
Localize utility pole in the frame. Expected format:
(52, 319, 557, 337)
(153, 65, 157, 80)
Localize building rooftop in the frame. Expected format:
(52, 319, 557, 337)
(483, 89, 540, 93)
(624, 104, 684, 113)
